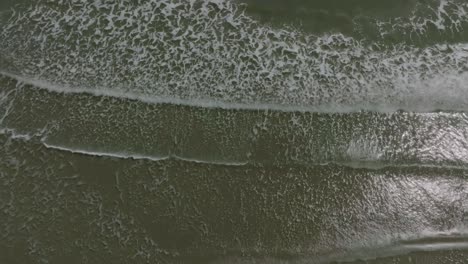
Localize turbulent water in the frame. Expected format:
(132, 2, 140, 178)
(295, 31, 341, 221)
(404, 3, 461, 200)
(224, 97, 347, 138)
(1, 0, 468, 263)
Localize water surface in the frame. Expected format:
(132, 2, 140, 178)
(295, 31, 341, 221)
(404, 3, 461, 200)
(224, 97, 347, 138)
(1, 0, 468, 263)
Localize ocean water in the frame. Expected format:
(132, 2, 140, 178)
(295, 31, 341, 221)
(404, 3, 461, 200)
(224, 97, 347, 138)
(1, 0, 468, 263)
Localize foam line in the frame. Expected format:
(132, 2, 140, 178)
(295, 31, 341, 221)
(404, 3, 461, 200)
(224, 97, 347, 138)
(42, 142, 249, 166)
(36, 139, 468, 171)
(0, 71, 400, 113)
(2, 71, 468, 114)
(41, 142, 170, 162)
(1, 127, 467, 170)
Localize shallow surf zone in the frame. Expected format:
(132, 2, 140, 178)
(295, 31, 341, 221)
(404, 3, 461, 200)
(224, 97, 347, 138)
(1, 0, 468, 112)
(1, 132, 468, 263)
(1, 73, 468, 262)
(1, 75, 468, 169)
(1, 0, 468, 263)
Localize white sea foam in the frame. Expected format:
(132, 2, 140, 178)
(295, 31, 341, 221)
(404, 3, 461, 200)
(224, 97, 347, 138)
(1, 0, 468, 169)
(1, 0, 468, 112)
(2, 70, 468, 113)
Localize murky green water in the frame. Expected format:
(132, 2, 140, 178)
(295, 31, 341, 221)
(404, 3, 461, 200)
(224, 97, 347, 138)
(1, 0, 468, 263)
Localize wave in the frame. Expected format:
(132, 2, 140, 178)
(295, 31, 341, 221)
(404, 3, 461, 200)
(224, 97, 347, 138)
(42, 141, 249, 167)
(1, 128, 467, 171)
(3, 70, 468, 114)
(1, 75, 468, 170)
(37, 143, 468, 170)
(0, 71, 400, 113)
(1, 0, 468, 113)
(41, 141, 468, 170)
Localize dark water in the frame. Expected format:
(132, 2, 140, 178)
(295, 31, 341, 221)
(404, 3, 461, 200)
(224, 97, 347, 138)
(1, 0, 468, 263)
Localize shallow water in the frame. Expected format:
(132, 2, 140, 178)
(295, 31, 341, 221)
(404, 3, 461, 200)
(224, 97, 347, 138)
(1, 0, 468, 263)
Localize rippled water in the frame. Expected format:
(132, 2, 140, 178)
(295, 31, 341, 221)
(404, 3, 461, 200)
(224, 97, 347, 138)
(1, 0, 468, 263)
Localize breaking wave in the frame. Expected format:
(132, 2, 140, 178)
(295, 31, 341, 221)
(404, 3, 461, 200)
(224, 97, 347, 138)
(0, 0, 467, 112)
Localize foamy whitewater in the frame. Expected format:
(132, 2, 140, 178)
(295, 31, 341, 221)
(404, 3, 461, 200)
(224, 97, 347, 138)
(0, 0, 468, 112)
(1, 0, 468, 263)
